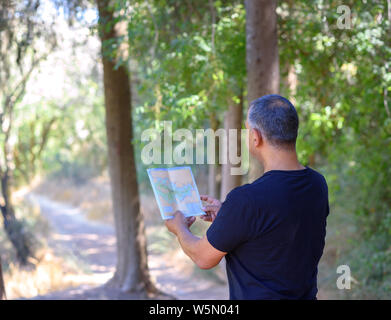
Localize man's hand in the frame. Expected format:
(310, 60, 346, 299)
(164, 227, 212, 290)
(165, 210, 196, 236)
(200, 195, 222, 223)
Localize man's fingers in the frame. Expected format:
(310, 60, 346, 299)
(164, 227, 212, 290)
(186, 216, 196, 227)
(200, 194, 215, 204)
(202, 205, 220, 213)
(200, 212, 216, 222)
(164, 219, 175, 234)
(200, 213, 211, 219)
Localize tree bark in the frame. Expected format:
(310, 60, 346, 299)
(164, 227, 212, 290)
(0, 257, 5, 300)
(0, 173, 31, 265)
(96, 0, 155, 295)
(220, 96, 243, 201)
(208, 112, 221, 199)
(245, 0, 280, 182)
(208, 163, 220, 199)
(1, 120, 32, 266)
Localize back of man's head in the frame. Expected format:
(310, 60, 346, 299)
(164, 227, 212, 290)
(248, 94, 299, 150)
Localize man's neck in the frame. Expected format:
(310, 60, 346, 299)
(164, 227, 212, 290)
(259, 149, 305, 173)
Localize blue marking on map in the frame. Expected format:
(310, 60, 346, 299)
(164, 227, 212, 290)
(171, 182, 194, 201)
(185, 202, 201, 215)
(153, 176, 194, 203)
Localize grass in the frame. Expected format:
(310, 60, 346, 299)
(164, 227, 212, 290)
(0, 192, 91, 299)
(3, 248, 84, 299)
(316, 200, 391, 300)
(316, 203, 356, 299)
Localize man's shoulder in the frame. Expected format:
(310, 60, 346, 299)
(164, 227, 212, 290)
(225, 184, 250, 202)
(225, 180, 265, 203)
(224, 167, 328, 200)
(307, 167, 328, 186)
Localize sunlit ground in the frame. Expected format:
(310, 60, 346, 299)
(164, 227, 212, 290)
(1, 173, 227, 300)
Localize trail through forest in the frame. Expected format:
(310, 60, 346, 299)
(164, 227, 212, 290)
(25, 193, 228, 300)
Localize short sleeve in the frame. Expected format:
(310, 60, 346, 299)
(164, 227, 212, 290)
(206, 190, 253, 253)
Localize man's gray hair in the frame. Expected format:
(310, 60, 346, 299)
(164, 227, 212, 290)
(248, 94, 299, 148)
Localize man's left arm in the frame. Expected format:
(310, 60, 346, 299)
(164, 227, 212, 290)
(165, 211, 226, 270)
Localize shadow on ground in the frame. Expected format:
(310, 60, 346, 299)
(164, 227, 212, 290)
(25, 193, 228, 300)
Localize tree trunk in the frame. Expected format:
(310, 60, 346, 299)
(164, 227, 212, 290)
(208, 112, 221, 198)
(0, 170, 31, 265)
(287, 64, 297, 103)
(220, 96, 243, 201)
(245, 0, 280, 182)
(0, 257, 5, 300)
(96, 0, 155, 295)
(208, 164, 220, 199)
(1, 96, 33, 266)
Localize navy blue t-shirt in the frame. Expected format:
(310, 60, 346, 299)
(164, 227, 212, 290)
(206, 167, 329, 300)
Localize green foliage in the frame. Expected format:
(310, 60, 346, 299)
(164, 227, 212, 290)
(40, 80, 107, 183)
(280, 0, 391, 214)
(4, 0, 391, 298)
(337, 230, 391, 299)
(278, 0, 391, 296)
(126, 0, 245, 127)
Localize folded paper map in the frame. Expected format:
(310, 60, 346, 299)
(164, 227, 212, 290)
(147, 166, 205, 220)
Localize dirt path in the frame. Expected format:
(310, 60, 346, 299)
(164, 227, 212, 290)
(25, 193, 228, 300)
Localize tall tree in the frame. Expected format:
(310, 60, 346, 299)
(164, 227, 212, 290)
(245, 0, 280, 181)
(207, 113, 221, 199)
(220, 95, 244, 201)
(0, 257, 5, 300)
(96, 0, 155, 294)
(0, 0, 56, 264)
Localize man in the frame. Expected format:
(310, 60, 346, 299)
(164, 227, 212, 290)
(165, 94, 329, 300)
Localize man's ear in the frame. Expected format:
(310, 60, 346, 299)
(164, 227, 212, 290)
(251, 128, 262, 148)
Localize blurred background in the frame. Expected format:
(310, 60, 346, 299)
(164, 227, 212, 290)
(0, 0, 390, 300)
